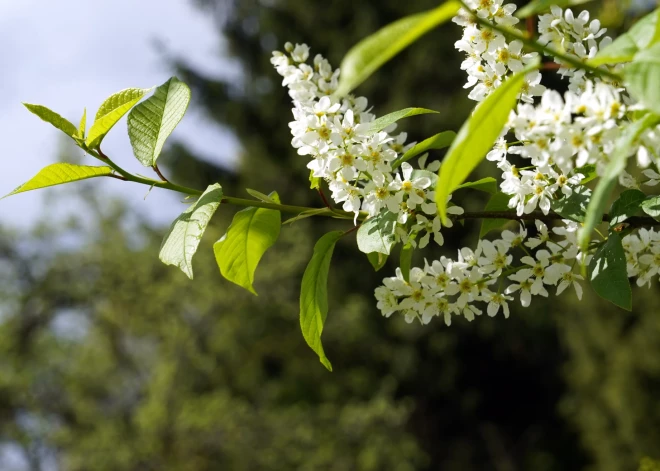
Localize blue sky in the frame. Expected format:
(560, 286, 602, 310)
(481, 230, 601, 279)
(0, 0, 241, 230)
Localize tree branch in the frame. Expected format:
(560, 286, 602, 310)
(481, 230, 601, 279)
(456, 0, 622, 82)
(89, 149, 660, 229)
(453, 210, 660, 227)
(153, 164, 170, 183)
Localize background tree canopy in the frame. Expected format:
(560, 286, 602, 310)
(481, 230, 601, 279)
(1, 0, 660, 470)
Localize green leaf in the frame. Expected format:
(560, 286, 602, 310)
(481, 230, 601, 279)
(579, 113, 660, 249)
(575, 164, 597, 184)
(588, 233, 632, 311)
(3, 163, 113, 198)
(641, 195, 660, 219)
(609, 189, 646, 226)
(246, 188, 277, 203)
(78, 108, 87, 138)
(128, 77, 191, 167)
(367, 252, 388, 271)
(213, 192, 281, 295)
(436, 61, 539, 223)
(516, 0, 593, 19)
(591, 9, 660, 66)
(86, 88, 147, 149)
(335, 1, 460, 96)
(479, 192, 511, 238)
(550, 186, 591, 223)
(309, 170, 321, 190)
(300, 231, 343, 371)
(357, 210, 398, 255)
(411, 169, 438, 187)
(392, 130, 456, 169)
(23, 103, 78, 138)
(283, 208, 334, 225)
(625, 43, 660, 114)
(366, 107, 438, 135)
(400, 243, 414, 282)
(159, 183, 223, 279)
(452, 177, 498, 195)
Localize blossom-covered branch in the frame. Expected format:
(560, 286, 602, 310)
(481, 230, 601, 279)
(272, 0, 660, 329)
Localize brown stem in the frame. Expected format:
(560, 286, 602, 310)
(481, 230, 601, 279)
(88, 149, 660, 230)
(542, 62, 562, 70)
(318, 188, 332, 210)
(525, 15, 535, 39)
(97, 147, 109, 160)
(107, 174, 128, 181)
(454, 210, 660, 228)
(343, 224, 361, 236)
(153, 164, 170, 183)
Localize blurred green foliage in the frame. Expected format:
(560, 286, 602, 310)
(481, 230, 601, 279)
(640, 457, 660, 471)
(1, 0, 660, 470)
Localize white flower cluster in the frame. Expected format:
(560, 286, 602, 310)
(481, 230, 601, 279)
(375, 221, 587, 325)
(271, 42, 463, 248)
(453, 0, 545, 102)
(488, 82, 628, 216)
(537, 6, 615, 92)
(375, 3, 660, 325)
(498, 79, 660, 203)
(623, 228, 660, 287)
(456, 3, 660, 212)
(273, 2, 660, 327)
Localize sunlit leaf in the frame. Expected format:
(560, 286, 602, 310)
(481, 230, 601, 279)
(591, 9, 660, 66)
(78, 108, 87, 138)
(479, 192, 511, 238)
(516, 0, 593, 19)
(588, 233, 632, 310)
(86, 88, 147, 149)
(452, 177, 498, 195)
(159, 183, 223, 279)
(551, 186, 591, 223)
(366, 107, 438, 135)
(579, 113, 660, 249)
(436, 61, 539, 223)
(399, 243, 414, 282)
(392, 130, 456, 169)
(367, 252, 388, 271)
(309, 170, 321, 190)
(283, 208, 334, 225)
(357, 210, 398, 255)
(609, 189, 646, 227)
(641, 195, 660, 219)
(335, 1, 460, 96)
(128, 77, 191, 167)
(3, 163, 113, 198)
(246, 188, 277, 203)
(300, 231, 343, 371)
(23, 103, 78, 138)
(575, 164, 597, 184)
(625, 43, 660, 114)
(214, 192, 281, 295)
(411, 169, 438, 187)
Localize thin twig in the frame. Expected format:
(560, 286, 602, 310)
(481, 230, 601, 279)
(541, 62, 562, 71)
(343, 224, 361, 236)
(525, 15, 535, 38)
(457, 0, 622, 82)
(97, 147, 109, 160)
(318, 188, 332, 210)
(153, 164, 170, 183)
(107, 174, 128, 181)
(453, 210, 660, 227)
(88, 150, 660, 229)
